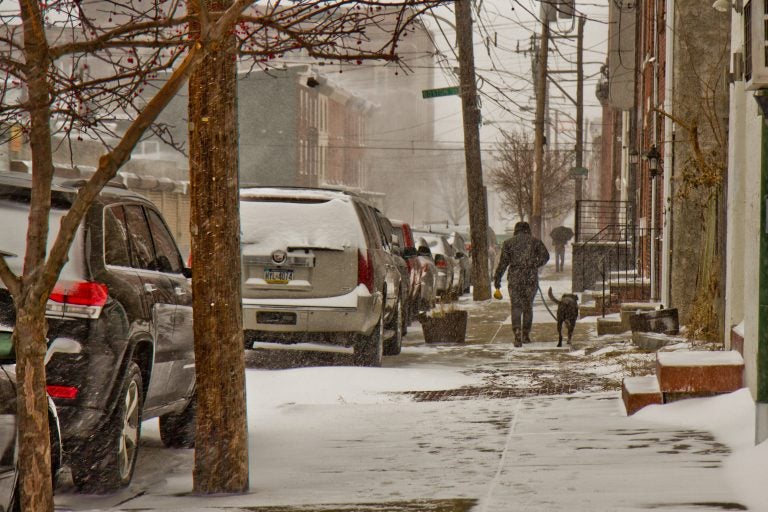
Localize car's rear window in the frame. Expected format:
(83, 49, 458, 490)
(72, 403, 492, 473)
(0, 198, 84, 280)
(240, 197, 366, 253)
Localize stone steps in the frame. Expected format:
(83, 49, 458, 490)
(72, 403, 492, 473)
(621, 350, 745, 415)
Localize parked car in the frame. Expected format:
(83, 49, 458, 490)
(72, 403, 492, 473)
(413, 231, 461, 299)
(412, 237, 438, 312)
(239, 187, 406, 364)
(447, 231, 472, 294)
(391, 220, 437, 315)
(372, 213, 411, 344)
(0, 172, 196, 493)
(0, 330, 63, 509)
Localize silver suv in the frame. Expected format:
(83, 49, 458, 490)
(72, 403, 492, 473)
(239, 187, 405, 366)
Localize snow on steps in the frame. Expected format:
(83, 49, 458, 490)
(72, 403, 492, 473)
(622, 350, 744, 416)
(622, 376, 662, 415)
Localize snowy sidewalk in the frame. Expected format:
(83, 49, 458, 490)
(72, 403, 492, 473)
(53, 256, 764, 511)
(478, 394, 743, 512)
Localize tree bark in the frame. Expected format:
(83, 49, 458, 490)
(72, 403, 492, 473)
(14, 307, 53, 512)
(15, 2, 58, 510)
(188, 0, 249, 494)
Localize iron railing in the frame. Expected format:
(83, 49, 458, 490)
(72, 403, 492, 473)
(573, 200, 659, 315)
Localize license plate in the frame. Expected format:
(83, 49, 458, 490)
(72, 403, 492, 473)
(265, 268, 293, 284)
(257, 311, 297, 325)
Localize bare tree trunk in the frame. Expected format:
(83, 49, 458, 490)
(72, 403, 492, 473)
(14, 307, 53, 512)
(188, 0, 249, 494)
(15, 2, 58, 510)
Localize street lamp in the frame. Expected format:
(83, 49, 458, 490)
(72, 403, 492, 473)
(644, 145, 661, 178)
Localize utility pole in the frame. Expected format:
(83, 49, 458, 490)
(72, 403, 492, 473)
(532, 19, 549, 239)
(575, 15, 585, 203)
(455, 0, 491, 301)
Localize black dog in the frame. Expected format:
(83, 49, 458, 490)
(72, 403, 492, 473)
(548, 287, 579, 347)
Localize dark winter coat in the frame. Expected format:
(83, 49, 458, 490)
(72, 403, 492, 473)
(494, 230, 550, 289)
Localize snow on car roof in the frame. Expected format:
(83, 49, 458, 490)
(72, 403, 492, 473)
(240, 187, 351, 202)
(240, 194, 366, 253)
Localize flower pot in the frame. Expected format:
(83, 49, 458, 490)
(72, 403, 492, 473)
(419, 310, 468, 344)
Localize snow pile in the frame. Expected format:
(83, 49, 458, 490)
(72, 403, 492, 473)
(634, 388, 767, 511)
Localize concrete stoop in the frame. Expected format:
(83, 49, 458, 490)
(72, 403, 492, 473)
(622, 375, 663, 415)
(596, 316, 625, 335)
(631, 331, 681, 351)
(621, 350, 745, 415)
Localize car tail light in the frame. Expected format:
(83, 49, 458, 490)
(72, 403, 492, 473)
(47, 281, 108, 319)
(358, 250, 374, 292)
(435, 255, 448, 269)
(46, 385, 79, 400)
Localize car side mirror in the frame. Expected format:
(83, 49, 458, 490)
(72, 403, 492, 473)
(402, 247, 417, 258)
(182, 267, 193, 279)
(417, 246, 431, 256)
(455, 251, 465, 259)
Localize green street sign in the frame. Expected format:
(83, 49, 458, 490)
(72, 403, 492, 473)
(422, 86, 460, 99)
(570, 166, 588, 179)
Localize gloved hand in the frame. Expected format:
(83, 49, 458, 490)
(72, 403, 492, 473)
(493, 288, 503, 300)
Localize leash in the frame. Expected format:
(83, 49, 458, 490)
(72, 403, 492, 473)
(537, 283, 558, 321)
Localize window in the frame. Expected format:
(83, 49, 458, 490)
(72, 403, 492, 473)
(124, 205, 156, 271)
(146, 209, 183, 274)
(103, 206, 131, 267)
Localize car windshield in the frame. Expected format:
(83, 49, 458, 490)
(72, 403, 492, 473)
(239, 196, 366, 254)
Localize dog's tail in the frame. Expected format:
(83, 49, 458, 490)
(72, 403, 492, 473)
(547, 286, 561, 305)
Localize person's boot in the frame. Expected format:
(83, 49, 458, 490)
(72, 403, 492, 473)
(513, 328, 522, 347)
(522, 329, 532, 344)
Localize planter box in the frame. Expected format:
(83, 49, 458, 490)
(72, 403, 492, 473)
(419, 310, 468, 344)
(629, 308, 679, 335)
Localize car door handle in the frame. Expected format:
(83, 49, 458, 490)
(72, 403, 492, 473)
(143, 283, 158, 293)
(174, 286, 187, 296)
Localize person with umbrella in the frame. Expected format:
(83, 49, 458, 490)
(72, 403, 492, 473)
(550, 225, 574, 273)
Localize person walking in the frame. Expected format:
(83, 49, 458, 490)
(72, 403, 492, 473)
(549, 225, 574, 273)
(493, 221, 550, 347)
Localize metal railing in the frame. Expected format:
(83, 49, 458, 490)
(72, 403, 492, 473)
(575, 200, 632, 243)
(573, 200, 658, 315)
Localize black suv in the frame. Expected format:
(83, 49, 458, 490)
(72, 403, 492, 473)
(0, 172, 195, 493)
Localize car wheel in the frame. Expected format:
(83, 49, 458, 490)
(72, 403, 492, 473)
(354, 310, 383, 367)
(384, 298, 403, 356)
(159, 390, 196, 449)
(72, 362, 143, 494)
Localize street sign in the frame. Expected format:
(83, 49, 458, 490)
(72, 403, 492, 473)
(570, 166, 588, 179)
(422, 86, 460, 99)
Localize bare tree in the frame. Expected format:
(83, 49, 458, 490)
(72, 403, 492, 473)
(0, 0, 446, 508)
(489, 129, 574, 223)
(433, 169, 469, 226)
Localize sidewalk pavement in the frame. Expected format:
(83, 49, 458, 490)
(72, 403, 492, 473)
(55, 259, 749, 511)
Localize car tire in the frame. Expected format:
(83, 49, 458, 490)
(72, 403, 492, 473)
(159, 390, 196, 449)
(354, 311, 383, 367)
(384, 298, 403, 356)
(71, 362, 143, 494)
